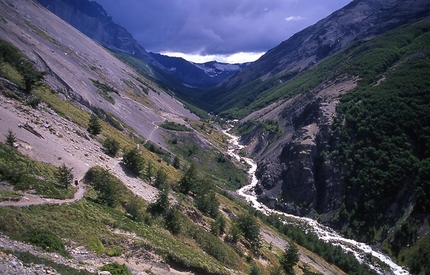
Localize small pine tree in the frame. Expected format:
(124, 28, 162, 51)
(280, 241, 299, 274)
(5, 129, 17, 146)
(148, 187, 170, 215)
(102, 137, 119, 157)
(178, 163, 198, 194)
(237, 214, 261, 250)
(122, 148, 144, 175)
(164, 207, 182, 234)
(87, 113, 102, 135)
(154, 168, 168, 189)
(145, 161, 153, 183)
(173, 156, 180, 169)
(56, 163, 73, 189)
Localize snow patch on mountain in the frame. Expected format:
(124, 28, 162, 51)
(194, 62, 244, 78)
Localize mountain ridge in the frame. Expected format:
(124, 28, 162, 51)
(204, 0, 430, 112)
(36, 0, 245, 90)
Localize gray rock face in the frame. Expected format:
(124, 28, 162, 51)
(36, 0, 156, 64)
(241, 76, 358, 218)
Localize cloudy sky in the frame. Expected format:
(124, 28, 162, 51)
(95, 0, 352, 63)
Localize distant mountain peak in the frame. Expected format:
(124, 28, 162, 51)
(149, 53, 250, 88)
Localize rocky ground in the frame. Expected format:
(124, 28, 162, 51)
(0, 90, 170, 274)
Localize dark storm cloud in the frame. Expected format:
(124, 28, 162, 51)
(95, 0, 351, 56)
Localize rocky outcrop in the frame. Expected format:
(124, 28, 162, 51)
(243, 77, 357, 218)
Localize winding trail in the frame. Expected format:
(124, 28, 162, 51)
(0, 182, 86, 207)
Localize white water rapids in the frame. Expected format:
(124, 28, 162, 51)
(224, 130, 409, 275)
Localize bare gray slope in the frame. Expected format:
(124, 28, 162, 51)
(0, 0, 198, 149)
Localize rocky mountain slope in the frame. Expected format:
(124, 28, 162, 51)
(213, 0, 430, 272)
(35, 0, 160, 71)
(36, 0, 244, 90)
(203, 0, 430, 111)
(1, 0, 198, 151)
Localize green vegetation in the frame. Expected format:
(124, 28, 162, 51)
(22, 228, 68, 256)
(0, 190, 22, 202)
(5, 129, 17, 146)
(264, 214, 378, 275)
(85, 166, 133, 208)
(235, 119, 282, 137)
(122, 148, 144, 175)
(0, 249, 92, 275)
(87, 113, 102, 135)
(332, 24, 430, 228)
(280, 241, 299, 274)
(102, 137, 120, 157)
(90, 78, 118, 104)
(0, 39, 46, 92)
(160, 121, 192, 132)
(100, 262, 131, 275)
(236, 214, 261, 250)
(0, 142, 74, 199)
(56, 163, 73, 189)
(168, 133, 247, 191)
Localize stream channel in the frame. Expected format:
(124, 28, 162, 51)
(224, 130, 408, 275)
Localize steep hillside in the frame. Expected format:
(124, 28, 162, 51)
(36, 0, 245, 92)
(35, 0, 160, 71)
(0, 0, 199, 151)
(232, 16, 430, 275)
(202, 0, 430, 113)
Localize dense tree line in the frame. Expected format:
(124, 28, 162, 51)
(333, 25, 430, 230)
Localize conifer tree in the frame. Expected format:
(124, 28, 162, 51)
(5, 129, 17, 146)
(87, 113, 102, 135)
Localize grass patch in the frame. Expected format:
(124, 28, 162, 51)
(160, 121, 192, 132)
(22, 228, 68, 256)
(0, 142, 75, 199)
(0, 190, 22, 202)
(168, 133, 247, 190)
(90, 79, 118, 104)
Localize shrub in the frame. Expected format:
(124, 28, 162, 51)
(122, 148, 144, 175)
(164, 207, 182, 234)
(280, 241, 299, 274)
(102, 137, 120, 157)
(147, 188, 170, 216)
(236, 214, 261, 250)
(126, 196, 147, 222)
(56, 163, 73, 189)
(22, 229, 67, 256)
(100, 262, 131, 275)
(85, 166, 121, 207)
(160, 121, 191, 132)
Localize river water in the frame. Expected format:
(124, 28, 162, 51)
(224, 130, 408, 275)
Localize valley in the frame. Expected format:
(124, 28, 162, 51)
(1, 0, 430, 274)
